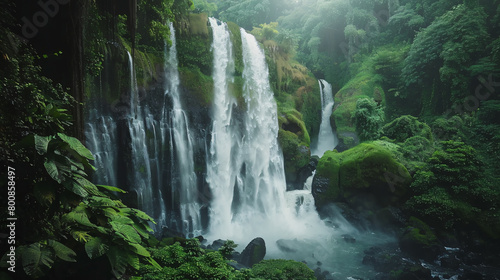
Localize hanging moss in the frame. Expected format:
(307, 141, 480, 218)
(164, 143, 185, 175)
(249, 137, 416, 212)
(226, 21, 244, 76)
(179, 67, 214, 106)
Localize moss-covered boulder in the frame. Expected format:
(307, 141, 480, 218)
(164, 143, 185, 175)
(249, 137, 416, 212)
(399, 217, 443, 261)
(312, 141, 411, 210)
(382, 115, 433, 143)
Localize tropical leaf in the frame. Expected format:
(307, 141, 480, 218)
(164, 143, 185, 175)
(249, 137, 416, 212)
(21, 243, 54, 277)
(128, 243, 150, 257)
(34, 135, 51, 155)
(73, 175, 100, 196)
(57, 133, 95, 160)
(132, 223, 153, 238)
(131, 209, 155, 223)
(47, 240, 77, 262)
(44, 160, 62, 183)
(96, 184, 127, 194)
(110, 222, 142, 244)
(63, 206, 96, 228)
(63, 180, 89, 198)
(126, 254, 140, 270)
(85, 237, 109, 259)
(110, 215, 135, 225)
(107, 247, 128, 278)
(89, 196, 117, 208)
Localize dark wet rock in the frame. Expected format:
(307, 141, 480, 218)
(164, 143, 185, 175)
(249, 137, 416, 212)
(399, 217, 443, 261)
(440, 255, 460, 270)
(240, 237, 266, 267)
(460, 270, 484, 280)
(314, 267, 334, 280)
(208, 239, 226, 250)
(341, 234, 356, 243)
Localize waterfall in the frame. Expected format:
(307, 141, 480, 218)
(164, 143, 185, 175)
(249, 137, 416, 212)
(126, 51, 156, 225)
(85, 114, 118, 187)
(312, 79, 338, 156)
(205, 21, 329, 252)
(206, 18, 238, 234)
(165, 22, 201, 236)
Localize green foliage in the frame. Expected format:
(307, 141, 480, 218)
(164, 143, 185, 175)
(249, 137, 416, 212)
(219, 240, 238, 259)
(353, 97, 384, 141)
(139, 240, 239, 280)
(401, 4, 489, 102)
(249, 259, 316, 280)
(405, 141, 499, 232)
(382, 115, 433, 143)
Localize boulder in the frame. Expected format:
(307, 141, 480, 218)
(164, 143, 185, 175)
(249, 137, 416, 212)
(240, 237, 266, 267)
(312, 141, 411, 211)
(399, 217, 444, 261)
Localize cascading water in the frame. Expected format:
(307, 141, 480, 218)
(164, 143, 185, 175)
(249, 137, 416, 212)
(205, 20, 330, 253)
(312, 79, 338, 156)
(164, 22, 201, 236)
(127, 51, 156, 225)
(206, 18, 239, 234)
(85, 113, 118, 187)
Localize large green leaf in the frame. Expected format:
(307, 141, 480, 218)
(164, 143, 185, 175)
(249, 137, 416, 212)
(44, 160, 62, 184)
(21, 243, 54, 277)
(85, 237, 109, 259)
(57, 133, 95, 160)
(128, 243, 150, 257)
(89, 196, 117, 208)
(110, 222, 142, 244)
(107, 247, 128, 279)
(63, 207, 96, 228)
(34, 135, 51, 155)
(96, 184, 127, 194)
(63, 180, 89, 198)
(131, 209, 155, 223)
(72, 175, 100, 196)
(47, 240, 77, 262)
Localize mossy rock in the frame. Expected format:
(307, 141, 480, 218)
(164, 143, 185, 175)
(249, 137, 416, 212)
(382, 115, 432, 143)
(278, 129, 310, 183)
(313, 141, 411, 210)
(399, 217, 443, 261)
(312, 150, 341, 208)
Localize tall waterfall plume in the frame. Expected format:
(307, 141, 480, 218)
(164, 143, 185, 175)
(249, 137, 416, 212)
(205, 20, 329, 251)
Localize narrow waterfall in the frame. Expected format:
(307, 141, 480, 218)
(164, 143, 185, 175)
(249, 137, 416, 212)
(85, 113, 118, 187)
(312, 79, 338, 156)
(164, 22, 201, 236)
(205, 23, 329, 252)
(127, 51, 156, 225)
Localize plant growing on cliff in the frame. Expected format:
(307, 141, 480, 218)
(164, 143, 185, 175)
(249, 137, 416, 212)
(353, 97, 384, 142)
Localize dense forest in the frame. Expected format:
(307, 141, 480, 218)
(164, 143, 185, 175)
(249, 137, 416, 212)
(1, 0, 500, 279)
